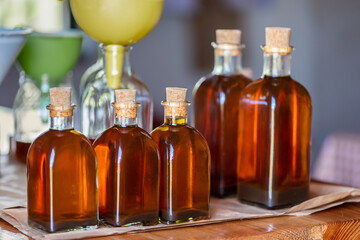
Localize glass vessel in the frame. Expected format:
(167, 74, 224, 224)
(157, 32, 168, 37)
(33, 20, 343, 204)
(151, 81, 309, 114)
(69, 0, 164, 87)
(12, 31, 82, 163)
(13, 72, 78, 163)
(151, 88, 210, 224)
(27, 88, 98, 232)
(81, 45, 153, 142)
(79, 43, 104, 94)
(193, 29, 252, 197)
(237, 28, 312, 208)
(93, 89, 159, 226)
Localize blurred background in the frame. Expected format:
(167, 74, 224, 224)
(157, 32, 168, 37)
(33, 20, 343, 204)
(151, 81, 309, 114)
(1, 0, 360, 173)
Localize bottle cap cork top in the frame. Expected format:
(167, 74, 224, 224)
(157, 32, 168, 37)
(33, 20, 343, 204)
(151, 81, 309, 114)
(115, 89, 136, 103)
(166, 87, 187, 102)
(265, 27, 291, 47)
(50, 87, 71, 106)
(216, 29, 241, 45)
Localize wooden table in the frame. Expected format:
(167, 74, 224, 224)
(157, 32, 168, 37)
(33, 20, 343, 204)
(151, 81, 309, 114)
(1, 202, 360, 239)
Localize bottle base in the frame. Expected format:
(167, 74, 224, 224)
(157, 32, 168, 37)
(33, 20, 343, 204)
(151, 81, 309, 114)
(28, 218, 98, 233)
(102, 211, 159, 227)
(160, 209, 209, 224)
(211, 184, 237, 198)
(237, 183, 309, 209)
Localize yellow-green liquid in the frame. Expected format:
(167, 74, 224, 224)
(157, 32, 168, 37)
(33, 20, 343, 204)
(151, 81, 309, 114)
(70, 0, 164, 45)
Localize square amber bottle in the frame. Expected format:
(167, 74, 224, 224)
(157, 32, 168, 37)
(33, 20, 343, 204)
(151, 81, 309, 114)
(27, 88, 98, 232)
(151, 88, 210, 223)
(93, 89, 160, 226)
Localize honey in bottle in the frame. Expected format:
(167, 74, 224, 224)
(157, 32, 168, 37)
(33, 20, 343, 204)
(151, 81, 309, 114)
(93, 89, 160, 226)
(193, 29, 252, 197)
(27, 87, 98, 232)
(151, 87, 210, 223)
(237, 28, 312, 208)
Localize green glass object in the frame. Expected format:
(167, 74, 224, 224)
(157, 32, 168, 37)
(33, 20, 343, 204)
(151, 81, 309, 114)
(17, 30, 82, 88)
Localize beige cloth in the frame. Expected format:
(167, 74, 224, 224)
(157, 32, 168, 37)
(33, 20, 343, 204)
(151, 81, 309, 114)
(313, 132, 360, 188)
(1, 182, 360, 240)
(2, 156, 360, 239)
(0, 157, 27, 211)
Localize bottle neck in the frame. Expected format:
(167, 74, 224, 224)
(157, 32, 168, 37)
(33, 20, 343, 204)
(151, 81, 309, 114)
(262, 52, 292, 77)
(212, 43, 243, 75)
(164, 116, 187, 125)
(113, 102, 138, 127)
(97, 43, 105, 66)
(162, 101, 189, 126)
(50, 116, 74, 130)
(114, 117, 137, 127)
(47, 105, 75, 130)
(123, 46, 132, 76)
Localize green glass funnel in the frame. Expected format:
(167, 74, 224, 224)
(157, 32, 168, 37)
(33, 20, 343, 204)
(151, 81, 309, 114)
(17, 30, 83, 88)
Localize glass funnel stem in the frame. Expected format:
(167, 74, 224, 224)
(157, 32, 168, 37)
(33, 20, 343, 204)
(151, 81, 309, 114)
(106, 44, 125, 89)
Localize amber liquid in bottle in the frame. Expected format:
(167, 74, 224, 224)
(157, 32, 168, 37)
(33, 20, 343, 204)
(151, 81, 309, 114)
(151, 90, 210, 224)
(194, 61, 251, 197)
(94, 106, 160, 226)
(237, 47, 312, 208)
(27, 98, 98, 232)
(10, 137, 31, 164)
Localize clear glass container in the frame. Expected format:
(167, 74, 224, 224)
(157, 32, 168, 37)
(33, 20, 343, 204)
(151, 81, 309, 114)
(237, 45, 312, 208)
(12, 31, 82, 163)
(81, 45, 153, 142)
(79, 43, 104, 94)
(12, 71, 78, 163)
(193, 40, 251, 198)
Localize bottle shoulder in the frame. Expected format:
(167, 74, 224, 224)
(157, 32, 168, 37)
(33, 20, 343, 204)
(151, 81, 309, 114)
(94, 126, 158, 149)
(194, 74, 252, 95)
(29, 129, 94, 153)
(151, 124, 208, 143)
(151, 124, 210, 157)
(241, 76, 311, 101)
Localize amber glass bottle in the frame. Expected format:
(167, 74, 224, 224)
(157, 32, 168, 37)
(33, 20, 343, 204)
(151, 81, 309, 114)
(151, 88, 210, 224)
(93, 89, 160, 226)
(27, 88, 98, 232)
(193, 29, 251, 197)
(237, 28, 312, 208)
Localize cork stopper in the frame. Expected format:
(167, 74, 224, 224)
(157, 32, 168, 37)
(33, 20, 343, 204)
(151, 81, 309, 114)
(166, 87, 187, 102)
(265, 27, 291, 47)
(114, 89, 137, 119)
(115, 89, 136, 103)
(47, 87, 74, 117)
(164, 87, 188, 118)
(50, 87, 71, 106)
(216, 29, 241, 45)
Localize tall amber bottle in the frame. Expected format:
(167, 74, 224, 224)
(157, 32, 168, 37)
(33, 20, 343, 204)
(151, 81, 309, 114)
(151, 87, 210, 224)
(93, 89, 160, 226)
(193, 29, 252, 197)
(27, 88, 98, 232)
(237, 28, 312, 208)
